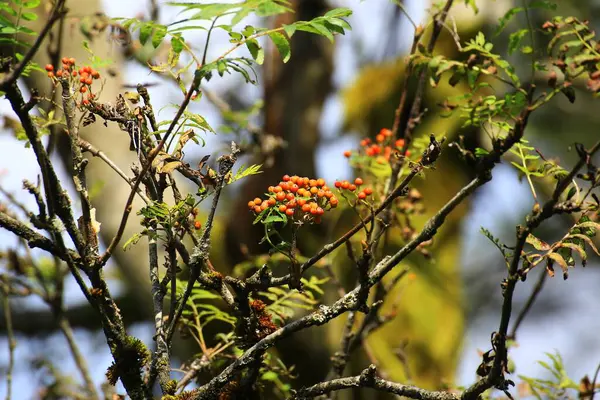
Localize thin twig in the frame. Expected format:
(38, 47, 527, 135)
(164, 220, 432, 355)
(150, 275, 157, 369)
(508, 268, 547, 340)
(57, 315, 98, 399)
(78, 139, 150, 204)
(1, 285, 15, 400)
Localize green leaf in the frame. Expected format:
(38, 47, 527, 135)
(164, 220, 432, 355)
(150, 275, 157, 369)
(246, 39, 264, 65)
(526, 234, 550, 251)
(171, 34, 185, 54)
(152, 24, 167, 48)
(269, 32, 290, 63)
(20, 11, 38, 21)
(261, 371, 279, 381)
(283, 24, 296, 38)
(508, 29, 528, 55)
(139, 23, 153, 46)
(495, 7, 523, 35)
(22, 0, 41, 7)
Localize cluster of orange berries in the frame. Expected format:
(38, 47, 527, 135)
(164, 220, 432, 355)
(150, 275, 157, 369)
(249, 175, 339, 224)
(343, 128, 410, 164)
(334, 177, 373, 200)
(45, 57, 100, 105)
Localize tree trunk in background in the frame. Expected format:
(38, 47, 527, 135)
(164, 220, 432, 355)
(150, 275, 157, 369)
(224, 0, 336, 386)
(225, 0, 332, 262)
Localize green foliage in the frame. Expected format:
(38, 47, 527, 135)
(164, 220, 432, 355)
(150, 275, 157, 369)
(120, 2, 350, 86)
(256, 275, 328, 325)
(524, 216, 600, 279)
(228, 164, 263, 185)
(517, 352, 579, 399)
(0, 0, 39, 45)
(0, 0, 43, 75)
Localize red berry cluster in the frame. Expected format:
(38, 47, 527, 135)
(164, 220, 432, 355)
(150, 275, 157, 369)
(45, 57, 100, 106)
(334, 177, 373, 200)
(343, 128, 410, 164)
(249, 175, 338, 224)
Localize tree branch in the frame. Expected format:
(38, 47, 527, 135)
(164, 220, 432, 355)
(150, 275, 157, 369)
(294, 365, 458, 400)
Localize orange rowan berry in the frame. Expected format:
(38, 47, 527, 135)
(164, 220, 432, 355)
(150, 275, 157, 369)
(330, 197, 339, 207)
(56, 70, 63, 77)
(297, 198, 307, 207)
(83, 66, 91, 73)
(68, 57, 76, 64)
(358, 192, 367, 200)
(341, 181, 350, 189)
(317, 190, 325, 198)
(310, 187, 318, 195)
(310, 207, 318, 215)
(376, 134, 385, 142)
(248, 201, 255, 209)
(276, 192, 286, 201)
(61, 57, 69, 64)
(376, 156, 386, 164)
(85, 77, 93, 85)
(395, 139, 405, 148)
(334, 181, 342, 189)
(290, 175, 299, 183)
(254, 206, 261, 213)
(324, 191, 333, 198)
(260, 202, 268, 211)
(253, 198, 262, 206)
(364, 187, 373, 195)
(273, 186, 282, 193)
(287, 199, 297, 208)
(194, 220, 202, 230)
(290, 184, 299, 193)
(80, 76, 86, 83)
(268, 186, 275, 193)
(354, 177, 363, 186)
(348, 184, 357, 191)
(286, 193, 295, 201)
(72, 70, 78, 77)
(302, 203, 311, 212)
(316, 207, 324, 216)
(45, 64, 54, 72)
(285, 208, 295, 216)
(405, 150, 411, 157)
(267, 198, 276, 206)
(47, 71, 54, 78)
(82, 99, 90, 106)
(316, 178, 325, 187)
(282, 174, 291, 182)
(380, 128, 392, 137)
(309, 179, 317, 187)
(343, 150, 352, 157)
(279, 205, 287, 212)
(91, 70, 100, 79)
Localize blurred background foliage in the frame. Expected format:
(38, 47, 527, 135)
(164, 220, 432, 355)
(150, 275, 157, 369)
(1, 0, 600, 398)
